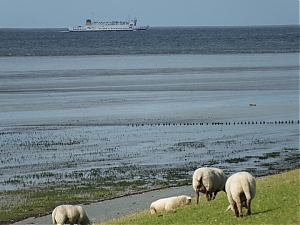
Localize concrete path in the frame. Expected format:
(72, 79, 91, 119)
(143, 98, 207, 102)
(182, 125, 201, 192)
(13, 185, 193, 225)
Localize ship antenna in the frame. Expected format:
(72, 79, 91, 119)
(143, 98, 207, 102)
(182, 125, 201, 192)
(91, 11, 94, 22)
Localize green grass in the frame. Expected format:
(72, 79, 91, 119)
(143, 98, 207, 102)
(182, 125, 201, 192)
(0, 169, 298, 224)
(99, 169, 300, 225)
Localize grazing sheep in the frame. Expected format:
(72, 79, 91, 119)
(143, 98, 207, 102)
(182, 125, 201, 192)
(52, 205, 91, 225)
(150, 195, 192, 214)
(225, 171, 256, 218)
(192, 167, 227, 204)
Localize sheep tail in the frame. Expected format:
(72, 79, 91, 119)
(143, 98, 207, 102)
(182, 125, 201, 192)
(225, 205, 231, 212)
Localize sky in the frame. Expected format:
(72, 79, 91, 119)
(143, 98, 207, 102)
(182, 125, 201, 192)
(0, 0, 299, 28)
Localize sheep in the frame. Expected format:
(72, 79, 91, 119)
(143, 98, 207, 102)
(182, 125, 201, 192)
(150, 195, 192, 214)
(225, 171, 256, 218)
(52, 205, 91, 225)
(192, 167, 227, 204)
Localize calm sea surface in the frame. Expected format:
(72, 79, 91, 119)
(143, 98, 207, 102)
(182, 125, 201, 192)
(0, 26, 299, 56)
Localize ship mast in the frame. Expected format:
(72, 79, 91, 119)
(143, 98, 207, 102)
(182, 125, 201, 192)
(91, 11, 95, 22)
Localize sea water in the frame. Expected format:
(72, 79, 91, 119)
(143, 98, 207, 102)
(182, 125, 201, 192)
(0, 26, 298, 56)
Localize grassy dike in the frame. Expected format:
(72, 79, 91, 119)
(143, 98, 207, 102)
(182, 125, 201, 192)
(99, 169, 299, 225)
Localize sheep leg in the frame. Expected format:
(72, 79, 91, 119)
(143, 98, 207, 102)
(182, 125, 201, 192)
(246, 199, 251, 215)
(236, 200, 243, 217)
(205, 191, 211, 201)
(212, 191, 218, 200)
(232, 203, 239, 218)
(196, 189, 200, 204)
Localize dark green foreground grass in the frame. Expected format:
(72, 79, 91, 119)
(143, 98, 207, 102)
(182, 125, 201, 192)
(0, 185, 117, 224)
(99, 169, 299, 225)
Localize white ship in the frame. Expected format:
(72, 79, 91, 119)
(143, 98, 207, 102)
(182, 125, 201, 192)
(69, 16, 149, 32)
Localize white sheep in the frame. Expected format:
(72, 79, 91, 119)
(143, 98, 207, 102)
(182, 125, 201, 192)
(150, 195, 192, 214)
(225, 171, 256, 218)
(192, 167, 227, 204)
(52, 205, 91, 225)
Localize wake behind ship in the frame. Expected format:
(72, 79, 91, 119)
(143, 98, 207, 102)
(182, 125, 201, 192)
(69, 16, 149, 32)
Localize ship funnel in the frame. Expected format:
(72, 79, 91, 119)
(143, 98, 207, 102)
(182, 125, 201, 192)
(86, 19, 92, 25)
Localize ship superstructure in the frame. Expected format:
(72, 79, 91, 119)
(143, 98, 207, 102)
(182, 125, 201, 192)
(69, 17, 149, 32)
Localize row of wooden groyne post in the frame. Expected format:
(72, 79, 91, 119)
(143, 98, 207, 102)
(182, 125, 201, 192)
(128, 120, 299, 127)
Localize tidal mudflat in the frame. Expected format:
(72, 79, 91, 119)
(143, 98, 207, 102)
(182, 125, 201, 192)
(0, 119, 298, 191)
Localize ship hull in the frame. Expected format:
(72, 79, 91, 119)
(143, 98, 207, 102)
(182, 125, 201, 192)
(68, 26, 149, 32)
(133, 25, 149, 31)
(69, 26, 135, 32)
